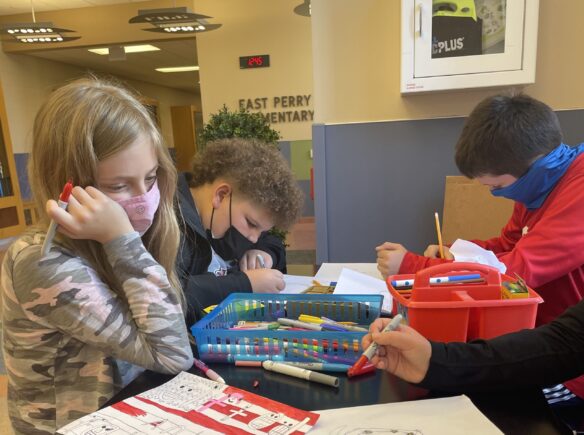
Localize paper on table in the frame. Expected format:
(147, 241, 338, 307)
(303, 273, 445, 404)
(280, 274, 321, 294)
(310, 395, 502, 434)
(314, 263, 382, 282)
(58, 371, 319, 434)
(450, 239, 507, 273)
(333, 268, 392, 313)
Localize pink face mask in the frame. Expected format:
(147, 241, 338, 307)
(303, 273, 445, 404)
(115, 182, 160, 235)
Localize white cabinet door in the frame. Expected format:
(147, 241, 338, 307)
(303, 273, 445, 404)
(401, 0, 539, 93)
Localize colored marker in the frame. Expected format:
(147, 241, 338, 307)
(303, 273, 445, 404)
(199, 344, 280, 355)
(280, 362, 350, 372)
(277, 318, 322, 331)
(202, 353, 285, 363)
(41, 179, 73, 257)
(262, 360, 339, 387)
(321, 316, 368, 332)
(192, 357, 226, 383)
(347, 362, 376, 378)
(391, 274, 482, 289)
(349, 314, 403, 376)
(256, 254, 266, 268)
(235, 360, 263, 367)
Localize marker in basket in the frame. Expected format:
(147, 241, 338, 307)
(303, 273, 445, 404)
(262, 360, 340, 387)
(391, 274, 483, 289)
(321, 316, 368, 332)
(434, 212, 445, 259)
(278, 318, 347, 332)
(193, 357, 226, 384)
(41, 179, 73, 257)
(348, 314, 403, 376)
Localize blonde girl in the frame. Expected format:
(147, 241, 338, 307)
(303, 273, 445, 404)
(1, 77, 193, 434)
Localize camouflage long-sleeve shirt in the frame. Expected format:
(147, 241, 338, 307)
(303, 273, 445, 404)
(1, 230, 194, 435)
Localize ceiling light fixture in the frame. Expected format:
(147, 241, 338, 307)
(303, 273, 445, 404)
(128, 7, 221, 34)
(155, 66, 200, 73)
(0, 1, 79, 43)
(88, 44, 160, 55)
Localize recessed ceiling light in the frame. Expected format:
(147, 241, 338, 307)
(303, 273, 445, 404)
(155, 66, 200, 73)
(88, 44, 160, 55)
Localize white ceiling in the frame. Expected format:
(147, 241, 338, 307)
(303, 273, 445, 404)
(0, 1, 201, 94)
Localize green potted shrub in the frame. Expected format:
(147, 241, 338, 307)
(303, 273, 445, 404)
(199, 105, 281, 148)
(199, 105, 289, 243)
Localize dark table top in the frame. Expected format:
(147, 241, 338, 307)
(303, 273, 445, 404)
(104, 363, 572, 434)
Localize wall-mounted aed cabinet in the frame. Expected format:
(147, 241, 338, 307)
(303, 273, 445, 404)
(401, 0, 539, 93)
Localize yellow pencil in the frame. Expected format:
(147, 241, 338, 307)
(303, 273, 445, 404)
(434, 212, 445, 259)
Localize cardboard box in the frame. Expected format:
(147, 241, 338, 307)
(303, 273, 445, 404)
(442, 176, 514, 244)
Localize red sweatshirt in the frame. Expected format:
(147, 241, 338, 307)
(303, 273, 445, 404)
(399, 153, 584, 398)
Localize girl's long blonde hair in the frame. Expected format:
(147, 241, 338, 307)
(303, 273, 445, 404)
(29, 76, 183, 304)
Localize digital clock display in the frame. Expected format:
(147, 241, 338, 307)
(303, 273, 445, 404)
(239, 54, 270, 69)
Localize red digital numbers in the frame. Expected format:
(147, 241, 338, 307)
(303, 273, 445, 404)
(248, 56, 263, 67)
(240, 55, 269, 69)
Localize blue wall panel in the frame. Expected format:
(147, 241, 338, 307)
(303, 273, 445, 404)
(314, 110, 584, 264)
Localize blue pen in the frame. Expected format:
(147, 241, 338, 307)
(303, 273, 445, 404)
(391, 274, 482, 288)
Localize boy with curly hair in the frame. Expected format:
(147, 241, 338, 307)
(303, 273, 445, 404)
(177, 138, 303, 324)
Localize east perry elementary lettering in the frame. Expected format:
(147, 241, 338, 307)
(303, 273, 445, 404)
(238, 95, 314, 124)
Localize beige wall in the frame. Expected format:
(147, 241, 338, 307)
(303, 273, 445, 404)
(312, 0, 584, 124)
(196, 0, 313, 141)
(0, 50, 199, 154)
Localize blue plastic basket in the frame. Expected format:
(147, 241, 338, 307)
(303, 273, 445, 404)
(191, 293, 383, 363)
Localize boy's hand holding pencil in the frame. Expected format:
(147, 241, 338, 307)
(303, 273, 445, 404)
(423, 245, 454, 259)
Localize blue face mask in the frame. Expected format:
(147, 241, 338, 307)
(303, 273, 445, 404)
(491, 143, 584, 209)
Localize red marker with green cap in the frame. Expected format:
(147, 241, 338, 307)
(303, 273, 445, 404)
(41, 179, 73, 257)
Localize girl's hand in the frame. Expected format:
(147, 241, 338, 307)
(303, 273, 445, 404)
(245, 269, 285, 293)
(361, 318, 432, 384)
(239, 250, 273, 271)
(376, 242, 408, 279)
(46, 186, 134, 244)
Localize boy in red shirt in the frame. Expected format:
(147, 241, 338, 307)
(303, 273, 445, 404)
(376, 94, 584, 407)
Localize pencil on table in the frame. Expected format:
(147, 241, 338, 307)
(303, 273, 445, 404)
(434, 212, 445, 259)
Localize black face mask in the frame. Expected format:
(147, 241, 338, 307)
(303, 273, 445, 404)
(206, 193, 255, 262)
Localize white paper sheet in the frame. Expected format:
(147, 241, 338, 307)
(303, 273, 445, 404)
(314, 263, 382, 282)
(280, 274, 320, 294)
(333, 268, 392, 313)
(450, 239, 507, 273)
(58, 372, 319, 434)
(310, 395, 502, 435)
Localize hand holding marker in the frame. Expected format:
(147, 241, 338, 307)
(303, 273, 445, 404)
(41, 179, 73, 257)
(348, 314, 403, 376)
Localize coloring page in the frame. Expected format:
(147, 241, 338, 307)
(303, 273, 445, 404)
(58, 371, 319, 435)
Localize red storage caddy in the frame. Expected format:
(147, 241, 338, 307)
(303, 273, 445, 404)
(387, 263, 543, 342)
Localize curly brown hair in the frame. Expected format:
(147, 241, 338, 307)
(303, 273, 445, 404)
(189, 138, 303, 229)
